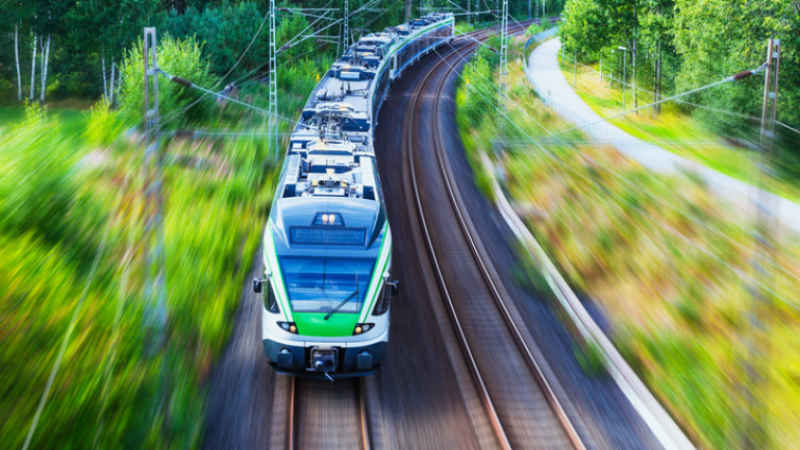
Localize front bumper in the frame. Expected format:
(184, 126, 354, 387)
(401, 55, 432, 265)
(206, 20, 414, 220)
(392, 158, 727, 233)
(263, 338, 388, 379)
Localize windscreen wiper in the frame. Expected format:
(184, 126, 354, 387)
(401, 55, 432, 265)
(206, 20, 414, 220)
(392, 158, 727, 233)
(324, 289, 358, 320)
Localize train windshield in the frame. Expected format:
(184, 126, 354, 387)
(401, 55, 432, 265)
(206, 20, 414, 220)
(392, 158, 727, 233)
(279, 256, 375, 314)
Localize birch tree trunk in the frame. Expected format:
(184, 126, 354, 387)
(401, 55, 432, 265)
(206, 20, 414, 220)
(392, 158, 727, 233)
(102, 48, 108, 100)
(109, 59, 116, 104)
(15, 24, 22, 101)
(30, 34, 37, 100)
(40, 34, 50, 102)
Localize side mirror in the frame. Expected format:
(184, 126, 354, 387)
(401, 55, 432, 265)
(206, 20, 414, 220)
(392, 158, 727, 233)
(383, 274, 399, 296)
(253, 278, 263, 294)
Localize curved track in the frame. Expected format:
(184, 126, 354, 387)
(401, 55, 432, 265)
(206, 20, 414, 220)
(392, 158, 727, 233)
(206, 21, 663, 450)
(401, 30, 585, 448)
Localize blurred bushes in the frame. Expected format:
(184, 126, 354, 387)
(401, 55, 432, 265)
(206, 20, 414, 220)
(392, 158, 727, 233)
(84, 98, 126, 148)
(456, 33, 800, 448)
(0, 103, 104, 261)
(0, 97, 276, 448)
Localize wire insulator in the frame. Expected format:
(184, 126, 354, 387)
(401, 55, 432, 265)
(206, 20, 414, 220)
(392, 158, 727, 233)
(732, 70, 753, 81)
(170, 76, 193, 88)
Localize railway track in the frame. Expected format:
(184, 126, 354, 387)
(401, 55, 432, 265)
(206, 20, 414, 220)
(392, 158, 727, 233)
(403, 27, 586, 450)
(282, 376, 371, 450)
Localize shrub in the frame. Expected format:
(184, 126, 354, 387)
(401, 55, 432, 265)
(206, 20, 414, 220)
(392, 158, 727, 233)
(118, 35, 216, 129)
(84, 98, 126, 148)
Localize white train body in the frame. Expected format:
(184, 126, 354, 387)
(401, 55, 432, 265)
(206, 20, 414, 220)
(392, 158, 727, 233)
(258, 13, 454, 379)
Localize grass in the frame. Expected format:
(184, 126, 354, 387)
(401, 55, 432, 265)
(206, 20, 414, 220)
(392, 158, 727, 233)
(557, 60, 800, 202)
(457, 38, 800, 449)
(0, 105, 89, 137)
(0, 102, 278, 449)
(0, 34, 337, 447)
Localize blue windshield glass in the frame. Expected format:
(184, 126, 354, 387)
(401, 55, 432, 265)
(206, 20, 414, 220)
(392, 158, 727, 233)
(279, 257, 375, 313)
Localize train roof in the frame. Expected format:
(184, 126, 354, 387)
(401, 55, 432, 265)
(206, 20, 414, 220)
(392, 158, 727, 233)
(295, 12, 454, 134)
(268, 12, 452, 258)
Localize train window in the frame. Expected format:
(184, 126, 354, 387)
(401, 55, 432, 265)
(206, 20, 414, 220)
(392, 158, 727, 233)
(279, 257, 375, 313)
(265, 281, 280, 313)
(372, 285, 389, 316)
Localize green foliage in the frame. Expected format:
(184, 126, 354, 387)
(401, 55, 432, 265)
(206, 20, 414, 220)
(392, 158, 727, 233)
(0, 91, 279, 448)
(168, 1, 269, 78)
(560, 0, 800, 164)
(455, 21, 475, 36)
(460, 46, 499, 125)
(560, 0, 605, 56)
(118, 35, 216, 128)
(84, 98, 126, 148)
(526, 20, 554, 38)
(0, 103, 102, 257)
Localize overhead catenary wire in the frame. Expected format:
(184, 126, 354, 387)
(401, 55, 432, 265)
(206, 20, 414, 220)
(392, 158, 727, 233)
(156, 68, 318, 131)
(552, 63, 769, 137)
(555, 47, 770, 125)
(160, 0, 389, 131)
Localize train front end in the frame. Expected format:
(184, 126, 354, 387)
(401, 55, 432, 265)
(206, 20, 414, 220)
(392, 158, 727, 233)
(257, 196, 394, 379)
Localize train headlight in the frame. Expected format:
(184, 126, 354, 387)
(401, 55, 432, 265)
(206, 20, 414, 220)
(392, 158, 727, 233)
(278, 322, 298, 334)
(353, 323, 374, 335)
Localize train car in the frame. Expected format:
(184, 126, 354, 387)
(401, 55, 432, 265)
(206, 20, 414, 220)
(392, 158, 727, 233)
(254, 13, 454, 380)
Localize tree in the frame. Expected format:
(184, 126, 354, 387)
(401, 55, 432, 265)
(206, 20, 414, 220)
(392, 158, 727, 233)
(638, 0, 675, 114)
(560, 0, 606, 57)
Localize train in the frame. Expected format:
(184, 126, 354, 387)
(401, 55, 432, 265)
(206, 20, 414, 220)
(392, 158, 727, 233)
(253, 13, 455, 379)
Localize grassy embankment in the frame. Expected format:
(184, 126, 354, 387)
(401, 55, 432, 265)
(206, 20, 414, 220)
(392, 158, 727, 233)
(556, 59, 800, 202)
(457, 33, 800, 449)
(0, 100, 275, 449)
(0, 48, 331, 448)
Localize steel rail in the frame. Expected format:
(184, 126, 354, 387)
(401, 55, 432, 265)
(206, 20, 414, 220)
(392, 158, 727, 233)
(403, 28, 524, 450)
(286, 377, 371, 450)
(357, 379, 372, 450)
(405, 21, 585, 450)
(430, 40, 586, 450)
(287, 376, 297, 450)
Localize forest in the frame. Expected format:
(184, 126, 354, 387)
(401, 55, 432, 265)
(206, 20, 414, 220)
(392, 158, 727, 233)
(0, 0, 563, 104)
(559, 0, 800, 176)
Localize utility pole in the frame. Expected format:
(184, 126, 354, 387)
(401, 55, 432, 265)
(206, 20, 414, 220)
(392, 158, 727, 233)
(142, 27, 166, 354)
(528, 0, 532, 20)
(268, 0, 279, 162)
(497, 0, 508, 141)
(406, 0, 411, 22)
(744, 38, 781, 450)
(344, 0, 349, 48)
(142, 26, 167, 427)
